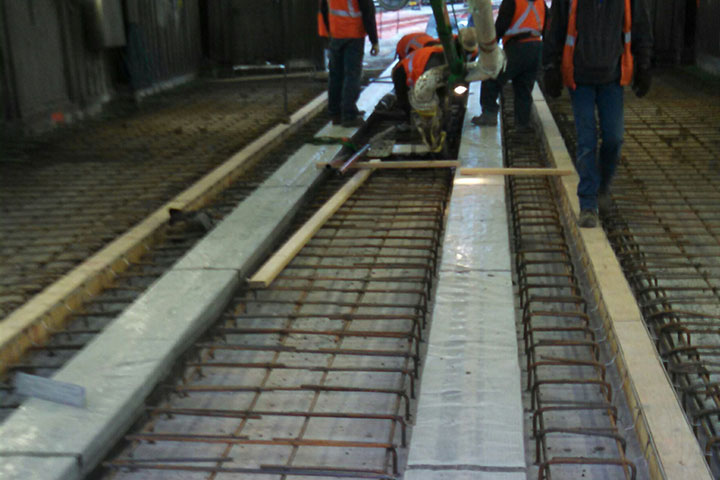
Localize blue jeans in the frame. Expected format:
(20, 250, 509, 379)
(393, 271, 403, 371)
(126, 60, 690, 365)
(480, 41, 542, 126)
(328, 38, 365, 122)
(569, 82, 624, 211)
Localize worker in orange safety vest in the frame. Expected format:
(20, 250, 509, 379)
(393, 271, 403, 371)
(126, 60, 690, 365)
(391, 28, 478, 119)
(472, 0, 546, 129)
(542, 0, 653, 228)
(319, 0, 379, 128)
(396, 32, 441, 60)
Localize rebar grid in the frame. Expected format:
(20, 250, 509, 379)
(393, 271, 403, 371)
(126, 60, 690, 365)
(504, 93, 636, 478)
(0, 78, 326, 319)
(599, 80, 720, 471)
(102, 169, 451, 479)
(545, 69, 720, 475)
(0, 115, 331, 422)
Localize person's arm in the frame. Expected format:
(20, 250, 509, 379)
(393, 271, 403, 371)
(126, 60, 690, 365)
(631, 0, 653, 71)
(631, 0, 653, 96)
(320, 0, 330, 36)
(542, 0, 568, 69)
(358, 0, 379, 46)
(495, 0, 516, 40)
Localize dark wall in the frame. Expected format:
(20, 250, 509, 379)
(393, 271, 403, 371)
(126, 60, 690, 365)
(696, 0, 720, 73)
(123, 0, 203, 90)
(0, 0, 204, 130)
(1, 0, 75, 127)
(206, 0, 325, 70)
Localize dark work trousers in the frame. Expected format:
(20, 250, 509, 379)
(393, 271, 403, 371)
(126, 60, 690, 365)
(328, 37, 365, 122)
(480, 40, 542, 126)
(569, 82, 624, 212)
(391, 66, 411, 118)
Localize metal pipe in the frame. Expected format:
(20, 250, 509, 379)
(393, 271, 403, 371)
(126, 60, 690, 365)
(339, 144, 371, 174)
(465, 0, 505, 82)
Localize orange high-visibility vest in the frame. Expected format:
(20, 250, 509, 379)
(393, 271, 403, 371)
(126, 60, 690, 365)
(396, 32, 440, 60)
(562, 0, 634, 89)
(398, 45, 444, 87)
(328, 0, 366, 39)
(502, 0, 545, 44)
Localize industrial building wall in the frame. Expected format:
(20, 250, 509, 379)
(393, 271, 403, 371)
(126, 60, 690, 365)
(206, 0, 325, 70)
(123, 0, 203, 91)
(696, 0, 720, 74)
(0, 0, 203, 131)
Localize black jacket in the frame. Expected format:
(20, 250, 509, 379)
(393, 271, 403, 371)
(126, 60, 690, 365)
(542, 0, 653, 85)
(320, 0, 379, 45)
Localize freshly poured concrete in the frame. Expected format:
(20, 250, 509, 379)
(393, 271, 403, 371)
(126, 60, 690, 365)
(405, 82, 526, 480)
(0, 73, 396, 480)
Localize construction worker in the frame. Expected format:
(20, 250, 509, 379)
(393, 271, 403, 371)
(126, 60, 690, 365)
(396, 32, 441, 60)
(391, 28, 478, 119)
(319, 0, 380, 128)
(472, 0, 546, 130)
(543, 0, 653, 228)
(392, 45, 446, 118)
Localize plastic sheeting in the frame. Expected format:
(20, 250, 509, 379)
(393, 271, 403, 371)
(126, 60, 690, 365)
(405, 82, 525, 479)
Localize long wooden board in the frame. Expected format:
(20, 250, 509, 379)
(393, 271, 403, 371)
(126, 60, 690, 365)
(460, 167, 573, 176)
(248, 169, 373, 288)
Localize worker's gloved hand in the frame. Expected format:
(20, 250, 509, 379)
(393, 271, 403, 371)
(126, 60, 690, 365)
(632, 68, 651, 98)
(543, 68, 563, 98)
(370, 43, 380, 56)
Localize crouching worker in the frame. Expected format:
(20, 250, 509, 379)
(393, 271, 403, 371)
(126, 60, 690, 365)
(396, 31, 441, 60)
(391, 28, 478, 152)
(392, 28, 479, 118)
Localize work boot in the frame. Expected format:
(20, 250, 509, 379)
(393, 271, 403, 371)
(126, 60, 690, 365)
(471, 112, 498, 126)
(598, 191, 612, 218)
(578, 209, 598, 228)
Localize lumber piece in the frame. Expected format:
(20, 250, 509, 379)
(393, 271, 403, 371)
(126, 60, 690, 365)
(248, 169, 373, 288)
(460, 167, 573, 176)
(316, 160, 459, 169)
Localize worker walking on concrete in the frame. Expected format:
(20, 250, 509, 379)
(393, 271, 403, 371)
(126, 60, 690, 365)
(472, 0, 546, 130)
(542, 0, 653, 228)
(319, 0, 380, 128)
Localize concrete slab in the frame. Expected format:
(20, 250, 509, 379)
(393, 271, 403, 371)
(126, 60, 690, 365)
(440, 184, 511, 272)
(315, 64, 396, 139)
(0, 456, 79, 480)
(405, 81, 524, 474)
(406, 469, 525, 480)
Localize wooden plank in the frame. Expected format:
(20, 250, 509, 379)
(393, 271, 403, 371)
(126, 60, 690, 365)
(459, 167, 573, 176)
(248, 169, 373, 288)
(0, 92, 329, 376)
(355, 160, 460, 169)
(316, 160, 460, 169)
